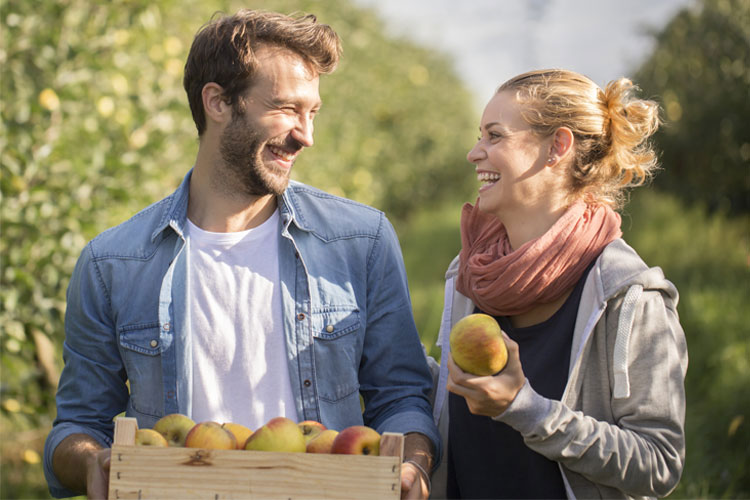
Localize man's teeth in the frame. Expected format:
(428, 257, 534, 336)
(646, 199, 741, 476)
(478, 172, 501, 184)
(269, 145, 295, 162)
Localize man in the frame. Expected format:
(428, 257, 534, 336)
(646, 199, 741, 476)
(43, 10, 438, 499)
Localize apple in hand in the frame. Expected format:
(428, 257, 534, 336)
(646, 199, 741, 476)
(184, 421, 237, 450)
(244, 416, 306, 453)
(135, 428, 169, 447)
(153, 413, 196, 447)
(449, 313, 508, 376)
(331, 425, 380, 456)
(306, 429, 339, 453)
(298, 420, 326, 443)
(222, 422, 253, 449)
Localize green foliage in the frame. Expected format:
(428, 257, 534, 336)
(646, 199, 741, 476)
(635, 0, 750, 215)
(0, 0, 474, 497)
(621, 190, 750, 498)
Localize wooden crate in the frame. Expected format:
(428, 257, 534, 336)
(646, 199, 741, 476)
(108, 417, 404, 499)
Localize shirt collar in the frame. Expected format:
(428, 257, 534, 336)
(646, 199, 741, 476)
(151, 170, 309, 243)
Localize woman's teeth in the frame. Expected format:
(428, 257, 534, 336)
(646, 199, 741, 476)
(268, 145, 295, 162)
(478, 171, 501, 184)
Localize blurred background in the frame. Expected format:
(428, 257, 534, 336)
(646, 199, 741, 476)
(1, 0, 748, 497)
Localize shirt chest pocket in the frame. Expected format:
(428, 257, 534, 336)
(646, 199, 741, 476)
(118, 322, 164, 417)
(311, 307, 362, 402)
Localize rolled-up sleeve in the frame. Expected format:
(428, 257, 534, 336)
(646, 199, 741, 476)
(44, 243, 129, 498)
(358, 214, 442, 465)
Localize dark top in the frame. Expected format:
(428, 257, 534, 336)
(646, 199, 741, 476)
(446, 263, 594, 499)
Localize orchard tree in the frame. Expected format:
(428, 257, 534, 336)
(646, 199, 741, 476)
(635, 0, 750, 215)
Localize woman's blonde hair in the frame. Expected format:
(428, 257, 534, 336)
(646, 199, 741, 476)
(498, 69, 661, 208)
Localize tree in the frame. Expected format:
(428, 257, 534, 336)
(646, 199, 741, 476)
(635, 0, 749, 215)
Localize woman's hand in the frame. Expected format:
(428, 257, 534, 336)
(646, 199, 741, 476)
(446, 333, 526, 417)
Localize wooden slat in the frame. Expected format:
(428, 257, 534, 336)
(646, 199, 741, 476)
(112, 417, 137, 446)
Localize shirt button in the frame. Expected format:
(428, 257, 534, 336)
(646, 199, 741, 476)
(163, 322, 171, 331)
(297, 313, 306, 321)
(150, 340, 159, 348)
(303, 379, 312, 387)
(325, 325, 334, 333)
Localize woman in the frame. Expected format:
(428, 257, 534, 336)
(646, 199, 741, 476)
(429, 70, 687, 499)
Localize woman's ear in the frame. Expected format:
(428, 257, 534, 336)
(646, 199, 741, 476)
(546, 127, 574, 167)
(202, 82, 231, 127)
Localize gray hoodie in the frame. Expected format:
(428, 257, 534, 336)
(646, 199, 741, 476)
(429, 238, 688, 499)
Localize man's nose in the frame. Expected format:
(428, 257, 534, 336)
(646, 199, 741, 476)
(292, 114, 314, 148)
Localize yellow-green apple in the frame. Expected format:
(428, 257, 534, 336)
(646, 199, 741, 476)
(244, 416, 306, 453)
(153, 413, 196, 447)
(331, 425, 380, 456)
(184, 421, 237, 450)
(449, 313, 508, 376)
(135, 428, 169, 447)
(306, 429, 339, 453)
(298, 420, 326, 443)
(222, 422, 253, 449)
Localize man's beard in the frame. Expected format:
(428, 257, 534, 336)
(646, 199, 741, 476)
(218, 113, 296, 197)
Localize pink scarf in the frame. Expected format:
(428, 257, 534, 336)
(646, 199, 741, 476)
(456, 201, 622, 316)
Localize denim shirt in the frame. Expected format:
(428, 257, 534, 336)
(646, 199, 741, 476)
(44, 171, 441, 497)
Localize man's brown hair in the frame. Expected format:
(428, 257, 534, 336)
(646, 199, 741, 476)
(183, 9, 342, 135)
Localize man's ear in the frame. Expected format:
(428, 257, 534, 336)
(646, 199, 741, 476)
(547, 127, 574, 166)
(202, 82, 231, 126)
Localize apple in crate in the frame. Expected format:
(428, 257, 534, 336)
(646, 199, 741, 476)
(244, 416, 306, 453)
(306, 429, 339, 453)
(135, 428, 168, 447)
(222, 422, 253, 449)
(184, 421, 237, 450)
(298, 420, 326, 443)
(152, 413, 196, 447)
(331, 425, 380, 456)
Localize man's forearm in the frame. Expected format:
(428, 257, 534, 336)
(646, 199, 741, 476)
(403, 432, 435, 473)
(52, 433, 104, 494)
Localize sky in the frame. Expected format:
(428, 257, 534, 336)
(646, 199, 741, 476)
(352, 0, 696, 109)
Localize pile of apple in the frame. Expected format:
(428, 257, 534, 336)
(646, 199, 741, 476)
(134, 414, 381, 455)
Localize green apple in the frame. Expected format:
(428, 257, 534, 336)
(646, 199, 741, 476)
(449, 313, 508, 376)
(298, 420, 326, 443)
(306, 429, 339, 453)
(135, 428, 169, 447)
(222, 422, 254, 449)
(153, 413, 196, 447)
(184, 421, 237, 450)
(244, 416, 306, 453)
(330, 425, 380, 456)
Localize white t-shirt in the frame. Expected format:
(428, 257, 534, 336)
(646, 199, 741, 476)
(185, 210, 297, 430)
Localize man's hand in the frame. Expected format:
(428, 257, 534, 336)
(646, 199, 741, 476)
(400, 461, 430, 499)
(86, 448, 112, 499)
(446, 332, 526, 417)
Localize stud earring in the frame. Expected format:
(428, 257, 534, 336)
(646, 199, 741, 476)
(547, 157, 555, 165)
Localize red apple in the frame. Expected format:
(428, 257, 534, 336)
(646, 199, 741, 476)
(306, 429, 339, 453)
(244, 416, 306, 453)
(298, 420, 327, 443)
(449, 313, 508, 376)
(184, 421, 237, 450)
(331, 425, 380, 456)
(135, 428, 168, 447)
(153, 413, 196, 447)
